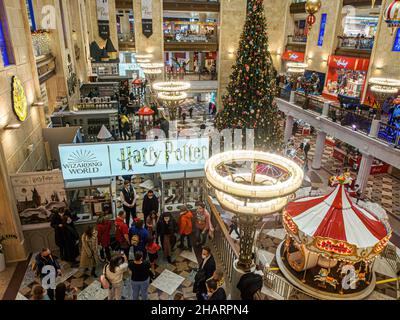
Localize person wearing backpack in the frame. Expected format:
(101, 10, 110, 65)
(129, 219, 149, 260)
(101, 254, 128, 300)
(115, 210, 130, 259)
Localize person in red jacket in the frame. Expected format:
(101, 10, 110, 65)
(178, 205, 193, 251)
(97, 214, 112, 262)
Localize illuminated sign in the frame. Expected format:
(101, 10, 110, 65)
(59, 138, 210, 180)
(393, 28, 400, 52)
(317, 13, 327, 47)
(11, 76, 28, 122)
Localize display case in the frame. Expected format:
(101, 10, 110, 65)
(160, 170, 205, 213)
(64, 178, 117, 223)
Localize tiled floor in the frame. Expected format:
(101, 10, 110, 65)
(0, 263, 17, 299)
(16, 246, 205, 300)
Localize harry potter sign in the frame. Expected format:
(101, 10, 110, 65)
(59, 138, 209, 180)
(141, 0, 153, 38)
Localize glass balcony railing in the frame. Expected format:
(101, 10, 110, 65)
(337, 35, 374, 51)
(164, 32, 217, 43)
(287, 34, 307, 44)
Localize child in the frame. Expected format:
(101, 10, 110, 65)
(146, 236, 161, 273)
(178, 205, 193, 250)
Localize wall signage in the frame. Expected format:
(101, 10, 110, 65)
(97, 0, 110, 40)
(11, 76, 28, 122)
(317, 13, 327, 47)
(141, 0, 153, 38)
(393, 28, 400, 52)
(59, 138, 210, 180)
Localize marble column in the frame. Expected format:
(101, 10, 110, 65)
(264, 0, 291, 72)
(304, 0, 343, 74)
(362, 0, 400, 101)
(217, 0, 247, 110)
(311, 131, 327, 170)
(355, 153, 374, 194)
(284, 115, 294, 143)
(133, 0, 164, 63)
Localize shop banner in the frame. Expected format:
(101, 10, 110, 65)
(97, 0, 110, 40)
(317, 13, 327, 47)
(59, 138, 210, 180)
(282, 50, 305, 62)
(10, 170, 67, 225)
(141, 0, 153, 38)
(328, 55, 369, 71)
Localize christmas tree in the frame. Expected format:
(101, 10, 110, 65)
(215, 0, 283, 151)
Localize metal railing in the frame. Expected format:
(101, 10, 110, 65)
(337, 35, 374, 51)
(206, 196, 239, 283)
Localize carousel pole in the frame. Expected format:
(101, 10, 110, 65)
(302, 250, 310, 283)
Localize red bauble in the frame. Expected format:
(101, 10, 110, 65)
(306, 14, 316, 26)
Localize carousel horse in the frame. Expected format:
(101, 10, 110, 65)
(314, 268, 340, 289)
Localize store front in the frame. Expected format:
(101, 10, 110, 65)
(323, 55, 370, 102)
(282, 50, 305, 71)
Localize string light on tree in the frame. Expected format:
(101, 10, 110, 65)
(215, 0, 283, 151)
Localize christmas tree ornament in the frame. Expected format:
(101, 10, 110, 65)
(305, 0, 321, 29)
(385, 0, 400, 35)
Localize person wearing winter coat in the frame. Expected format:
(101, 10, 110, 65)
(193, 246, 216, 300)
(156, 212, 178, 263)
(178, 206, 193, 250)
(142, 190, 159, 222)
(79, 225, 99, 277)
(206, 279, 226, 300)
(146, 210, 159, 237)
(50, 208, 65, 260)
(97, 214, 112, 262)
(103, 254, 129, 300)
(129, 219, 149, 260)
(60, 215, 79, 265)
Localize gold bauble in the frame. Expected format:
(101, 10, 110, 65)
(305, 0, 322, 15)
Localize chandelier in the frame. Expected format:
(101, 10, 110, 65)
(152, 81, 191, 120)
(205, 150, 303, 271)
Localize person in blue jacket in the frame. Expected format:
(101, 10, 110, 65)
(129, 219, 149, 260)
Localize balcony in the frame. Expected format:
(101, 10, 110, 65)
(286, 35, 307, 52)
(163, 0, 220, 12)
(118, 33, 135, 52)
(164, 33, 218, 51)
(290, 1, 306, 14)
(335, 36, 374, 58)
(343, 0, 382, 6)
(275, 93, 400, 168)
(36, 54, 56, 84)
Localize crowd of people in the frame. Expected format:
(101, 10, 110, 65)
(30, 179, 227, 301)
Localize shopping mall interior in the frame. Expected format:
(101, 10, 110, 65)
(0, 0, 399, 301)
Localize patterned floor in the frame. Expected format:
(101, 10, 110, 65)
(17, 244, 206, 300)
(291, 132, 400, 218)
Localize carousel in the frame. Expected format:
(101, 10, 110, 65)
(277, 175, 392, 299)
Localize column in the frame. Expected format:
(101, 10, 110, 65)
(284, 115, 294, 143)
(355, 153, 374, 194)
(133, 0, 164, 62)
(0, 146, 28, 263)
(311, 131, 327, 170)
(217, 0, 247, 110)
(304, 0, 343, 74)
(362, 0, 400, 101)
(264, 0, 291, 72)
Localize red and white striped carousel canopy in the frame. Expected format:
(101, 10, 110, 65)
(286, 184, 390, 249)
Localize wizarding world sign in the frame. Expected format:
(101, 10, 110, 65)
(59, 138, 209, 180)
